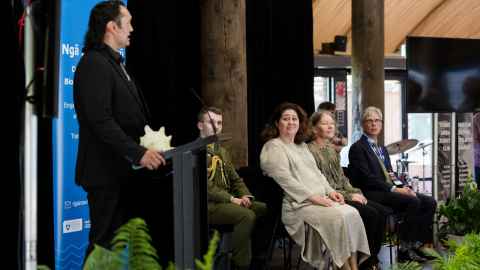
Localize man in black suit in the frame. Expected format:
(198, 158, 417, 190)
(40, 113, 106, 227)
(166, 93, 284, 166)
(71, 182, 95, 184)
(73, 0, 166, 261)
(348, 106, 436, 262)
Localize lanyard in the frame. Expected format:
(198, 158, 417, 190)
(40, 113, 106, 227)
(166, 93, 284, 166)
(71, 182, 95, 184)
(370, 142, 386, 164)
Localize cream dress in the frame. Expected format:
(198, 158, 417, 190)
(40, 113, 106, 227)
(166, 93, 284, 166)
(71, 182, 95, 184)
(260, 138, 370, 268)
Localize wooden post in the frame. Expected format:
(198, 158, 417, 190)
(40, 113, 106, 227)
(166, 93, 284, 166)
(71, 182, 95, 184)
(200, 0, 248, 167)
(351, 0, 385, 144)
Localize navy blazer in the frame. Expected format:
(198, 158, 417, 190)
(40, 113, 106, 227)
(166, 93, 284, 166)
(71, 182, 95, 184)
(74, 45, 149, 188)
(348, 135, 395, 192)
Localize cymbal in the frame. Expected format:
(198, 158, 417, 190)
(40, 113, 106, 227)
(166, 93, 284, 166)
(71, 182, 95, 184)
(417, 140, 433, 148)
(405, 139, 433, 153)
(386, 139, 419, 155)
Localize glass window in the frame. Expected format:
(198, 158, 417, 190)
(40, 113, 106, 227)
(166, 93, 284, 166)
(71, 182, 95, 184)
(344, 76, 404, 170)
(346, 77, 402, 145)
(313, 76, 330, 110)
(406, 113, 433, 180)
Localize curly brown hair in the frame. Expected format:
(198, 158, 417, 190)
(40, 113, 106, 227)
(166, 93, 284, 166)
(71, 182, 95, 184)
(261, 102, 309, 144)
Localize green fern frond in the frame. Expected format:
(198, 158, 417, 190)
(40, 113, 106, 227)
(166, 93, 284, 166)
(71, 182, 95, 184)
(165, 262, 176, 270)
(195, 230, 220, 270)
(429, 233, 480, 270)
(83, 244, 126, 270)
(441, 238, 459, 251)
(111, 217, 162, 270)
(83, 217, 220, 270)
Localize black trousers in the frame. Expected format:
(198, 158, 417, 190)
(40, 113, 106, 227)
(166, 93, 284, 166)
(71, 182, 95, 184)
(83, 187, 130, 262)
(347, 200, 389, 264)
(84, 168, 175, 266)
(364, 191, 437, 244)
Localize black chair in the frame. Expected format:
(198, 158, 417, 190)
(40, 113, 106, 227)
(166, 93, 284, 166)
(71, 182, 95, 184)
(265, 211, 295, 270)
(210, 224, 234, 270)
(238, 167, 295, 270)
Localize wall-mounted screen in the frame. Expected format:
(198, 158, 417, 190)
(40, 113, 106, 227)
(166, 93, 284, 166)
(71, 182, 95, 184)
(406, 36, 480, 113)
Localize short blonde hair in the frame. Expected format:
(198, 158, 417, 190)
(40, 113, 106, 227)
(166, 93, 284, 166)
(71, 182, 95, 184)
(310, 110, 335, 127)
(362, 106, 383, 122)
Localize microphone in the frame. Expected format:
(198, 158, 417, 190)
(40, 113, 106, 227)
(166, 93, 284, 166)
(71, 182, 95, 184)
(189, 88, 218, 135)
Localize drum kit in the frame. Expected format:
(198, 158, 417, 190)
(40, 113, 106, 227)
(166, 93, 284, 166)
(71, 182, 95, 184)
(386, 138, 433, 192)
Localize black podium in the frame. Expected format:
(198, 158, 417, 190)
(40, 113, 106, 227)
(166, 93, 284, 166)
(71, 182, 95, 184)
(163, 135, 216, 270)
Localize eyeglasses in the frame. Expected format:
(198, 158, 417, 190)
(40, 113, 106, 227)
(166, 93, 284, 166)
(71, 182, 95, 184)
(364, 119, 383, 125)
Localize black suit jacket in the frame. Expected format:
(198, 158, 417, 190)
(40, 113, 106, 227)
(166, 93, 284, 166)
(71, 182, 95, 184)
(348, 135, 395, 192)
(73, 45, 149, 188)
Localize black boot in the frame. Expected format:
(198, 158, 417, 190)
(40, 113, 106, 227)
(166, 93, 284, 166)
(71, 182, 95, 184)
(398, 248, 427, 263)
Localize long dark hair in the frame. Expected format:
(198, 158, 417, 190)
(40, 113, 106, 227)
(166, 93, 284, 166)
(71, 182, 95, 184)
(83, 0, 125, 52)
(261, 102, 309, 144)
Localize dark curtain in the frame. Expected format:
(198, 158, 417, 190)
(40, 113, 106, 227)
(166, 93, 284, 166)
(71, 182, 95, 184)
(6, 1, 23, 268)
(126, 0, 201, 265)
(246, 0, 315, 168)
(127, 0, 201, 147)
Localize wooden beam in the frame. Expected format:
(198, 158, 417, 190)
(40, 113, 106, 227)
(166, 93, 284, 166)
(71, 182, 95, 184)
(314, 54, 405, 70)
(411, 0, 480, 39)
(351, 0, 385, 143)
(201, 0, 248, 167)
(385, 0, 445, 53)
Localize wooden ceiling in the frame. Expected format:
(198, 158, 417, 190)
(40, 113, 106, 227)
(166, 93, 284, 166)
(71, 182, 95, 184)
(313, 0, 480, 55)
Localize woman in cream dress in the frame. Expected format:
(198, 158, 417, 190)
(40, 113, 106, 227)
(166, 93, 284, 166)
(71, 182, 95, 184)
(260, 102, 369, 270)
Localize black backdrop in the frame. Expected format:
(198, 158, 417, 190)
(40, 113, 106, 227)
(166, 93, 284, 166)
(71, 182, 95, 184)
(9, 0, 315, 267)
(127, 0, 202, 146)
(7, 0, 23, 268)
(245, 0, 314, 168)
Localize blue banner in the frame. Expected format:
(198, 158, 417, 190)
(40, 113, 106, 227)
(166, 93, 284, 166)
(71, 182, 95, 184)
(53, 0, 126, 269)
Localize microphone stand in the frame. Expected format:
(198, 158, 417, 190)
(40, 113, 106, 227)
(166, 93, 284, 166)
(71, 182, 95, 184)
(190, 88, 218, 138)
(189, 88, 232, 144)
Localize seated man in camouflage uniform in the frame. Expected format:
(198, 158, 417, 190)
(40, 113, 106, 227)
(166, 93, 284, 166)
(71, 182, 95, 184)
(197, 106, 267, 270)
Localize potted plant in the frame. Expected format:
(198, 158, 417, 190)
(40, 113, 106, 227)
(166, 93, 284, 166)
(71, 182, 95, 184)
(437, 177, 480, 242)
(391, 232, 480, 270)
(424, 232, 480, 270)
